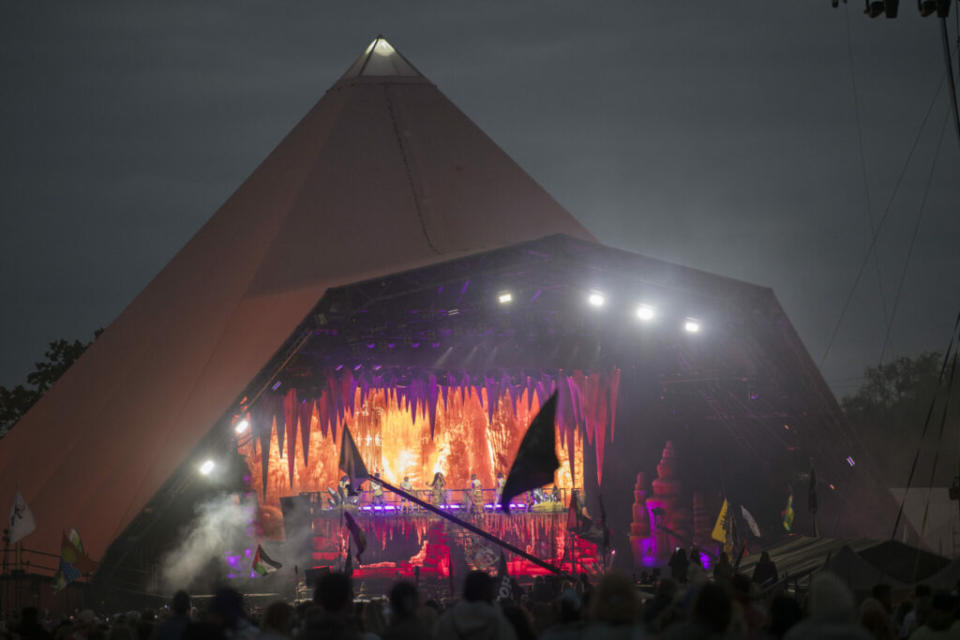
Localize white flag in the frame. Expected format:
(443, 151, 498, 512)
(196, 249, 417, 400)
(8, 490, 36, 544)
(740, 505, 762, 538)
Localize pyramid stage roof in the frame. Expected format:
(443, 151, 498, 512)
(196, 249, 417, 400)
(0, 38, 899, 583)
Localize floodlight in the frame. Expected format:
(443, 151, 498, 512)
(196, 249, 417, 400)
(498, 291, 513, 305)
(199, 459, 216, 476)
(635, 304, 655, 321)
(234, 419, 249, 435)
(684, 318, 701, 334)
(587, 291, 606, 307)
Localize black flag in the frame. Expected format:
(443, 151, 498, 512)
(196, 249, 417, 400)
(339, 425, 369, 490)
(343, 511, 367, 563)
(496, 552, 513, 602)
(500, 393, 559, 513)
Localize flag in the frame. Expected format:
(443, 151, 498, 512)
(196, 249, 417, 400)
(52, 529, 95, 592)
(344, 542, 354, 577)
(343, 511, 367, 563)
(252, 544, 282, 576)
(808, 467, 818, 515)
(495, 552, 513, 602)
(339, 425, 369, 490)
(740, 505, 762, 538)
(500, 393, 559, 513)
(782, 492, 795, 532)
(8, 490, 36, 544)
(711, 499, 729, 543)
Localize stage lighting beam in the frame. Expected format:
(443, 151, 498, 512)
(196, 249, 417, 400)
(234, 419, 249, 435)
(199, 459, 216, 476)
(498, 291, 513, 305)
(684, 318, 701, 334)
(635, 304, 655, 321)
(587, 291, 606, 307)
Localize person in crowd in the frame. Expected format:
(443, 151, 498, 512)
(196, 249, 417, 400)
(910, 591, 960, 640)
(663, 581, 734, 640)
(16, 607, 52, 640)
(382, 581, 430, 640)
(433, 570, 517, 640)
(901, 585, 932, 639)
(641, 577, 679, 634)
(541, 588, 585, 639)
(495, 473, 507, 506)
(860, 598, 896, 640)
(209, 588, 258, 640)
(585, 571, 642, 635)
(687, 547, 706, 584)
(713, 552, 734, 585)
(501, 603, 537, 640)
(768, 594, 803, 639)
(299, 572, 364, 640)
(260, 602, 294, 639)
(155, 591, 191, 640)
(358, 600, 385, 638)
(668, 547, 689, 583)
(468, 474, 483, 514)
(784, 572, 872, 640)
(871, 584, 894, 617)
(752, 551, 779, 589)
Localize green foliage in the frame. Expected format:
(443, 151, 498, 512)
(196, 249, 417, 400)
(840, 352, 953, 486)
(0, 331, 101, 436)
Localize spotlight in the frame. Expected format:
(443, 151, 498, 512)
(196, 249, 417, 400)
(684, 318, 701, 334)
(587, 291, 606, 307)
(635, 304, 655, 321)
(497, 291, 513, 305)
(234, 419, 249, 435)
(199, 459, 216, 476)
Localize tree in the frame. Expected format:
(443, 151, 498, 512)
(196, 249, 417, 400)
(0, 331, 101, 436)
(841, 352, 955, 486)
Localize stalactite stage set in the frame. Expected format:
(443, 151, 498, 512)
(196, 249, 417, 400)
(239, 368, 618, 583)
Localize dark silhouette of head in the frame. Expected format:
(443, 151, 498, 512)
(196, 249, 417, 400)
(769, 594, 802, 638)
(389, 581, 419, 619)
(692, 582, 733, 633)
(209, 588, 244, 630)
(315, 572, 353, 613)
(172, 590, 190, 616)
(463, 570, 495, 603)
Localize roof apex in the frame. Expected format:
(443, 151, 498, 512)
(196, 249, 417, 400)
(338, 36, 424, 82)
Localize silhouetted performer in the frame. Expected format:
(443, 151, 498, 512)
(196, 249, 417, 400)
(668, 547, 689, 583)
(752, 550, 779, 588)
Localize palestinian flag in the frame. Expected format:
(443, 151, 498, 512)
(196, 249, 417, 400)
(252, 544, 282, 576)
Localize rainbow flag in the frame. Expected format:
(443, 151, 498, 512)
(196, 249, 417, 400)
(52, 529, 95, 591)
(782, 493, 795, 532)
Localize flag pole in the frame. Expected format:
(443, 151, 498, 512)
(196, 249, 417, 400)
(374, 478, 569, 577)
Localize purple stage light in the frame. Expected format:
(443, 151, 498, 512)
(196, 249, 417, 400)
(227, 573, 236, 579)
(530, 288, 542, 302)
(367, 343, 376, 349)
(335, 364, 344, 371)
(411, 342, 420, 348)
(388, 343, 396, 349)
(353, 364, 362, 371)
(271, 381, 282, 391)
(460, 280, 470, 295)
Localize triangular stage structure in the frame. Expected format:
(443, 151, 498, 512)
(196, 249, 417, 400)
(0, 38, 902, 580)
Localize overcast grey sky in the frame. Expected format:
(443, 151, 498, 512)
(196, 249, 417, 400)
(1, 1, 958, 396)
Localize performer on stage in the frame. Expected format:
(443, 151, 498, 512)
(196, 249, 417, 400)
(495, 472, 506, 508)
(430, 471, 447, 506)
(400, 476, 415, 512)
(371, 473, 385, 507)
(337, 475, 352, 504)
(468, 473, 483, 513)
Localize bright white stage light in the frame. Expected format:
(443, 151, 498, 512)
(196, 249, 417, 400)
(587, 291, 606, 307)
(684, 318, 701, 333)
(498, 291, 513, 305)
(234, 419, 249, 435)
(635, 304, 655, 321)
(199, 459, 216, 476)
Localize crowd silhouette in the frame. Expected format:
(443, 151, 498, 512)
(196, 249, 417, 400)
(3, 562, 960, 640)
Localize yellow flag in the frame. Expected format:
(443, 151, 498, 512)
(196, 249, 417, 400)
(711, 499, 729, 543)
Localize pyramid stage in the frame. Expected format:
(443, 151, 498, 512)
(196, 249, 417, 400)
(0, 38, 903, 603)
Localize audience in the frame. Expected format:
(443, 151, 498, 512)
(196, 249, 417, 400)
(10, 561, 960, 640)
